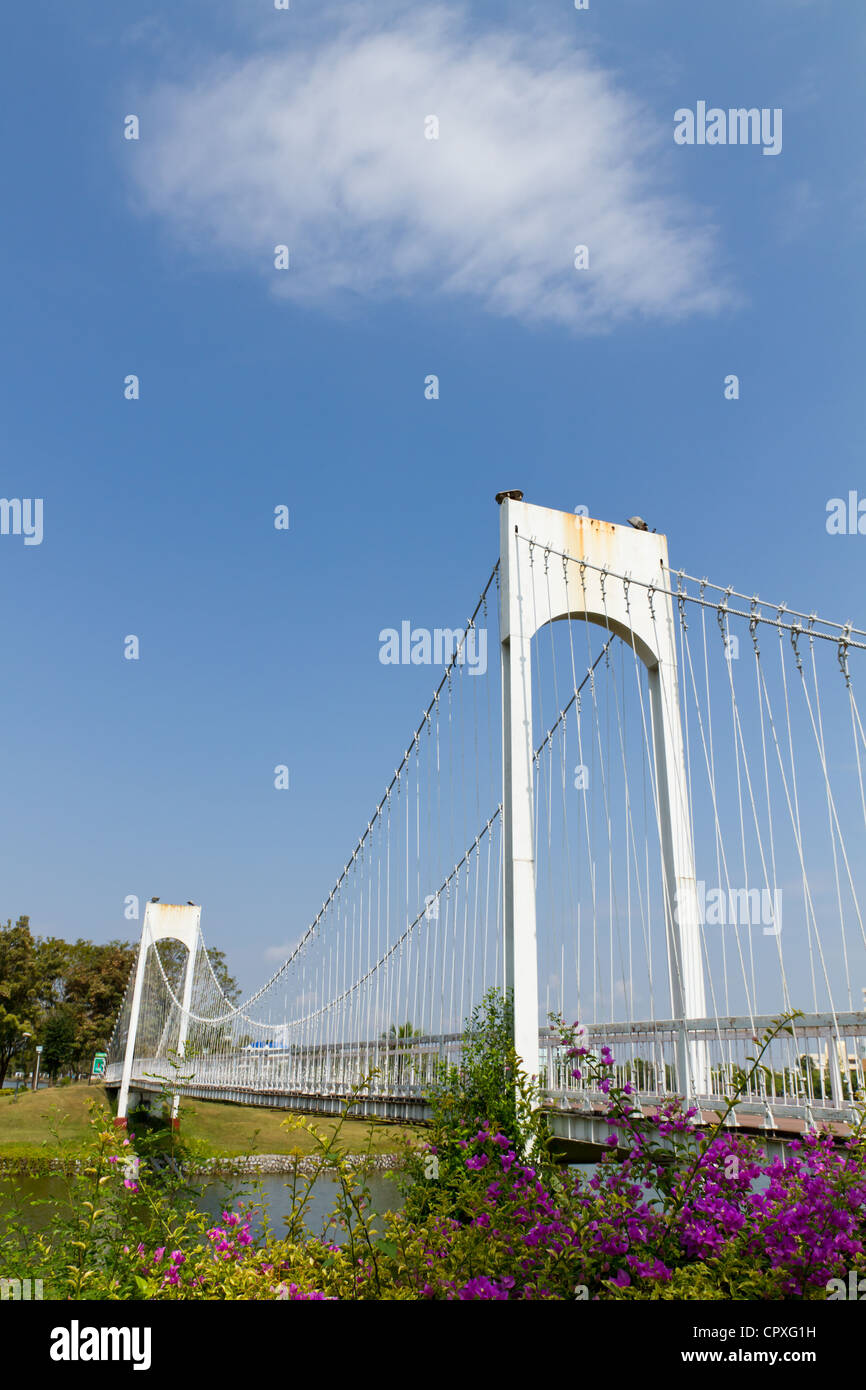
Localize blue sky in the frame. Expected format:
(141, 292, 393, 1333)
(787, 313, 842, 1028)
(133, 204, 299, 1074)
(1, 0, 864, 997)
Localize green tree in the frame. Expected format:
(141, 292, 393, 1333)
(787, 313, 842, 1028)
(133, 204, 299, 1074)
(380, 1022, 420, 1084)
(60, 939, 137, 1070)
(379, 1022, 418, 1041)
(431, 989, 521, 1139)
(149, 939, 240, 1058)
(402, 988, 551, 1224)
(0, 917, 38, 1087)
(33, 935, 73, 1013)
(0, 1007, 34, 1088)
(41, 1007, 77, 1081)
(1, 918, 140, 1083)
(156, 940, 240, 1004)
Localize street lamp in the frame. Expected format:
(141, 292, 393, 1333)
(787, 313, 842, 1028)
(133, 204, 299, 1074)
(16, 1032, 32, 1095)
(32, 1043, 42, 1092)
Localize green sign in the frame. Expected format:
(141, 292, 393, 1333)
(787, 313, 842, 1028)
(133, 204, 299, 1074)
(92, 1053, 107, 1077)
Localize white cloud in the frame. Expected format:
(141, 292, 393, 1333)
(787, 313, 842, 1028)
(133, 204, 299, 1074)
(263, 941, 298, 962)
(130, 8, 734, 331)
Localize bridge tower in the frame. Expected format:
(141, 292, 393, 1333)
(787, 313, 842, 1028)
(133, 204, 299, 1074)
(498, 495, 708, 1100)
(115, 901, 201, 1128)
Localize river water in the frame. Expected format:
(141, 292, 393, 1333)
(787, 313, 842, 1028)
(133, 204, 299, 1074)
(0, 1169, 405, 1246)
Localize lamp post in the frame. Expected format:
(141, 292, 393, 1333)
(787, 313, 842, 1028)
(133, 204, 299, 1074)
(16, 1031, 32, 1095)
(32, 1044, 42, 1092)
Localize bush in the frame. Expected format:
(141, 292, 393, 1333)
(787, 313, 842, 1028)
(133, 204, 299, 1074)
(399, 988, 554, 1226)
(2, 999, 864, 1300)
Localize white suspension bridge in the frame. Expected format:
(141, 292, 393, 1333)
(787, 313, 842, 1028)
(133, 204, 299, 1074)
(106, 496, 866, 1152)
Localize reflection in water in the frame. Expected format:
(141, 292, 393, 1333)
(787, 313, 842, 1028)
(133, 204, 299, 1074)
(199, 1171, 404, 1244)
(0, 1170, 405, 1248)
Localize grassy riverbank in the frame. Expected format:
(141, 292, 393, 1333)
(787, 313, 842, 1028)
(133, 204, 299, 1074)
(0, 1082, 422, 1161)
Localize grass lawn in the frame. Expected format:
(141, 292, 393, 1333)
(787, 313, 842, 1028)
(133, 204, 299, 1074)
(0, 1083, 423, 1160)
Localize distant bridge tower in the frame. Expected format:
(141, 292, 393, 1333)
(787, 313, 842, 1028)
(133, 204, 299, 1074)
(498, 495, 708, 1099)
(115, 901, 200, 1128)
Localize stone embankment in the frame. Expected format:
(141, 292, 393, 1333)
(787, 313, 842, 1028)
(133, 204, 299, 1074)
(196, 1152, 406, 1177)
(0, 1152, 407, 1177)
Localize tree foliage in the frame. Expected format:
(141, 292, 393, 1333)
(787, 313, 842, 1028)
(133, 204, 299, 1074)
(0, 917, 38, 1086)
(0, 914, 241, 1083)
(41, 1008, 77, 1079)
(156, 939, 240, 1005)
(61, 939, 138, 1064)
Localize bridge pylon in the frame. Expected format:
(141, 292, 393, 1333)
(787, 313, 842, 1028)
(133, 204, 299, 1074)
(498, 496, 709, 1100)
(115, 901, 201, 1128)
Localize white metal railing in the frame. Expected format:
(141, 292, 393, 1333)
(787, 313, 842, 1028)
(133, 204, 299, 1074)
(543, 1013, 866, 1120)
(102, 1013, 866, 1123)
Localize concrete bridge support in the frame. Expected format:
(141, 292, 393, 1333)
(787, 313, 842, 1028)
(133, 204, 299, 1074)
(116, 902, 200, 1128)
(498, 496, 709, 1099)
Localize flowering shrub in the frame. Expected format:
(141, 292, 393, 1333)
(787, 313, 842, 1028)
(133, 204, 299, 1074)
(542, 1014, 866, 1300)
(0, 1104, 234, 1300)
(2, 1000, 864, 1300)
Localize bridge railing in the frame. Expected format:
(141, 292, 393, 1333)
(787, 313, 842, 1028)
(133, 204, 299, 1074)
(103, 1032, 468, 1103)
(103, 1013, 866, 1124)
(542, 1013, 866, 1120)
